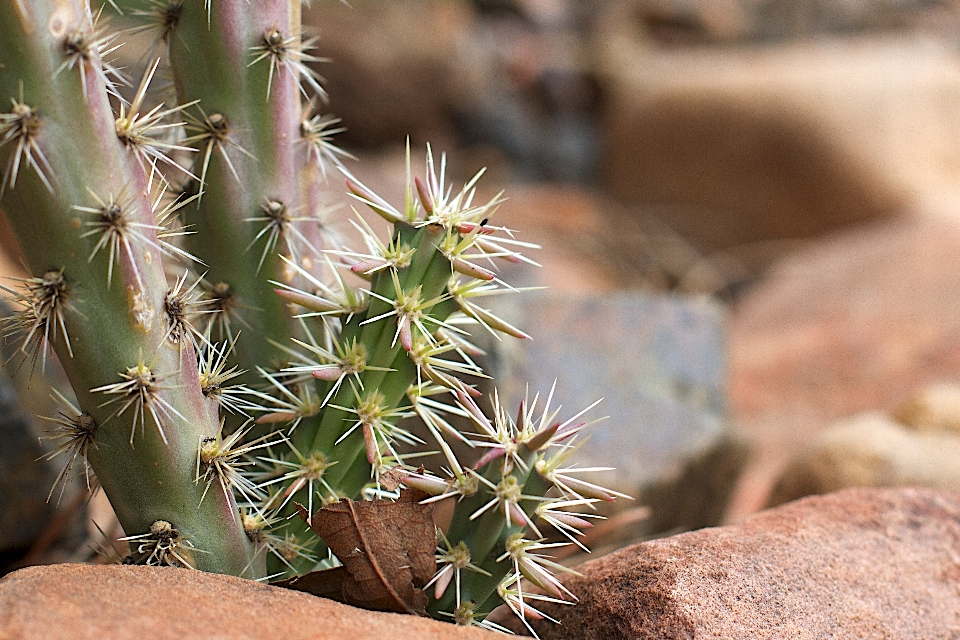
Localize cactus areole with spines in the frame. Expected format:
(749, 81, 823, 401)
(0, 0, 625, 631)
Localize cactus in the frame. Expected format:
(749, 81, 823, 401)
(0, 0, 625, 631)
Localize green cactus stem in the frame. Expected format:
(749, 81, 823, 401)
(414, 389, 626, 630)
(164, 0, 324, 378)
(0, 0, 258, 577)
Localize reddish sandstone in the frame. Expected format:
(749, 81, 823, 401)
(0, 563, 499, 640)
(511, 487, 960, 639)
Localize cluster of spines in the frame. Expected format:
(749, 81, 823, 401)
(236, 149, 624, 631)
(408, 387, 625, 633)
(178, 146, 530, 577)
(120, 519, 197, 568)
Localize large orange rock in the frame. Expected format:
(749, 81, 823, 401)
(0, 564, 499, 640)
(505, 487, 960, 639)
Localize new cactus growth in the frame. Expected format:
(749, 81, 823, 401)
(0, 0, 626, 631)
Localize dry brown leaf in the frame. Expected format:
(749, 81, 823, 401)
(288, 489, 436, 615)
(376, 466, 407, 492)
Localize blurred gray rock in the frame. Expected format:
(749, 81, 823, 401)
(486, 290, 748, 534)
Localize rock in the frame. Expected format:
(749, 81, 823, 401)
(490, 184, 623, 292)
(503, 487, 960, 639)
(767, 412, 960, 507)
(487, 289, 749, 534)
(640, 430, 750, 534)
(0, 564, 499, 640)
(727, 215, 960, 517)
(596, 36, 960, 266)
(306, 0, 606, 181)
(892, 382, 960, 436)
(612, 0, 754, 45)
(493, 183, 750, 296)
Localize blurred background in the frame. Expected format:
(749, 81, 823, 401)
(9, 0, 960, 573)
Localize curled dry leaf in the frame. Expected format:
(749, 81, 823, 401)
(377, 465, 407, 492)
(278, 489, 436, 615)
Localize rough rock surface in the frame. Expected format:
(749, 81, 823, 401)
(512, 488, 960, 639)
(0, 564, 499, 640)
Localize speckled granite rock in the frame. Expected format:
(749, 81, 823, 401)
(0, 564, 499, 640)
(509, 487, 960, 639)
(487, 290, 748, 535)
